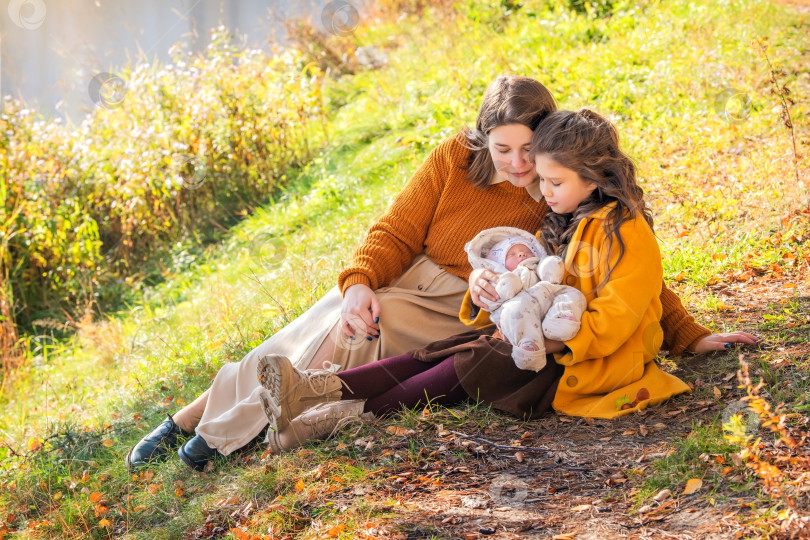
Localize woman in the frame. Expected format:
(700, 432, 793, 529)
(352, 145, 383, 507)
(126, 76, 756, 470)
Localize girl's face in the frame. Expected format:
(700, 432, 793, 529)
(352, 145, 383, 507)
(487, 124, 537, 188)
(534, 153, 598, 214)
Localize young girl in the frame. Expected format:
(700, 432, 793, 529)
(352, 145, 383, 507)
(256, 108, 700, 450)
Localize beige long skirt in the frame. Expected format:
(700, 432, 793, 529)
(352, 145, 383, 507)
(195, 255, 470, 454)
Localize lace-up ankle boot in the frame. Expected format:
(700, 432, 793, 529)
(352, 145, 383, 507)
(267, 400, 369, 453)
(257, 354, 350, 432)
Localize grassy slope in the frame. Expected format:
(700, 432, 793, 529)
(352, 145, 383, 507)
(0, 0, 808, 538)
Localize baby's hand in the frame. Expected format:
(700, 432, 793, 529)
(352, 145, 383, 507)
(495, 272, 523, 301)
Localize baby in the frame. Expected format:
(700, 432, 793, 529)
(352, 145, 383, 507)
(489, 239, 538, 273)
(466, 227, 587, 371)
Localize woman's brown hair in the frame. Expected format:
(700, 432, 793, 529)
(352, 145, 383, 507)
(462, 76, 557, 188)
(530, 109, 654, 286)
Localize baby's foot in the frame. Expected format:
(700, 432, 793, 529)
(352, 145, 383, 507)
(513, 341, 547, 372)
(550, 301, 574, 320)
(543, 317, 581, 341)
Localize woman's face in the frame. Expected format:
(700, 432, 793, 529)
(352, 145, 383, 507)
(487, 124, 537, 188)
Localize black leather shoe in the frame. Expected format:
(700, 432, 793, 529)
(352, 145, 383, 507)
(178, 434, 218, 471)
(125, 414, 191, 471)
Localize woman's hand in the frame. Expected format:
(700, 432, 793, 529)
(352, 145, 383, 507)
(340, 284, 381, 340)
(691, 331, 760, 353)
(469, 268, 500, 308)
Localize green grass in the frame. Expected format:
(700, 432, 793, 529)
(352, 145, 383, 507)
(1, 0, 809, 537)
(635, 421, 752, 506)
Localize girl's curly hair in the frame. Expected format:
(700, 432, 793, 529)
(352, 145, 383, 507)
(531, 109, 654, 287)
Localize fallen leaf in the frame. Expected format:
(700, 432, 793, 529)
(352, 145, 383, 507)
(683, 478, 703, 495)
(230, 528, 251, 540)
(639, 425, 649, 436)
(28, 439, 43, 452)
(622, 429, 636, 436)
(653, 489, 671, 502)
(713, 386, 722, 398)
(99, 519, 111, 528)
(606, 477, 627, 486)
(90, 492, 103, 503)
(515, 451, 525, 463)
(652, 423, 667, 430)
(294, 478, 305, 492)
(572, 504, 592, 512)
(327, 524, 347, 537)
(146, 484, 162, 495)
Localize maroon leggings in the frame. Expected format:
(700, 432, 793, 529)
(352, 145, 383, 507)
(337, 354, 468, 415)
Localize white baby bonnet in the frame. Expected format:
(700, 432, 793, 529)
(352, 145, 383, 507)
(465, 227, 548, 273)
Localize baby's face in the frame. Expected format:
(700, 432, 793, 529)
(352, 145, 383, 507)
(504, 244, 534, 271)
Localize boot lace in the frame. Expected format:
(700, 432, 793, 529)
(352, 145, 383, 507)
(302, 361, 351, 396)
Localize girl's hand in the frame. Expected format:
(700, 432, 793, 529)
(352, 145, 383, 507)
(469, 268, 500, 308)
(340, 284, 381, 340)
(691, 331, 760, 353)
(545, 339, 566, 354)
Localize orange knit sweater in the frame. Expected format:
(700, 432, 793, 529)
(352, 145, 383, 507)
(337, 134, 710, 355)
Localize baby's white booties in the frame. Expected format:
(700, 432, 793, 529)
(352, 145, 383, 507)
(511, 341, 548, 372)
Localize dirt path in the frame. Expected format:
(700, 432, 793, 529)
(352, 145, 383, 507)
(335, 275, 810, 539)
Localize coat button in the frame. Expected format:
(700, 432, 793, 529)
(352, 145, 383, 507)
(417, 284, 423, 290)
(566, 375, 578, 387)
(565, 276, 575, 286)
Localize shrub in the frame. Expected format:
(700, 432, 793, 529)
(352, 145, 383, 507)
(0, 27, 326, 352)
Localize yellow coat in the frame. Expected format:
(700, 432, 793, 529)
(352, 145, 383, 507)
(460, 204, 691, 419)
